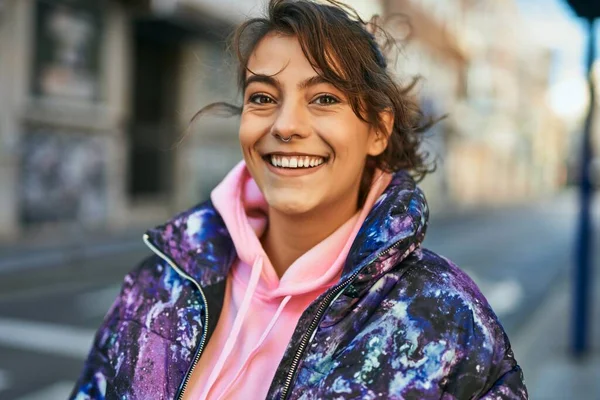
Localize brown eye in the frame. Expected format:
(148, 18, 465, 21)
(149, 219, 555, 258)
(313, 94, 340, 105)
(249, 94, 275, 104)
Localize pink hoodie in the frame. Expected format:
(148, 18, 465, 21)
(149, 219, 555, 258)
(183, 161, 392, 400)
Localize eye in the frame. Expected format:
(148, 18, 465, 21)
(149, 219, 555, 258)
(312, 94, 340, 105)
(248, 93, 276, 105)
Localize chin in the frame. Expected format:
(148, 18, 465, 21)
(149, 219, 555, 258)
(264, 191, 318, 216)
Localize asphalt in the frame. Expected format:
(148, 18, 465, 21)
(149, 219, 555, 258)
(0, 188, 597, 399)
(512, 264, 600, 399)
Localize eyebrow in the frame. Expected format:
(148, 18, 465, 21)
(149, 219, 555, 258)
(243, 74, 333, 92)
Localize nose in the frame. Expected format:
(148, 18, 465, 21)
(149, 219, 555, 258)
(270, 99, 310, 141)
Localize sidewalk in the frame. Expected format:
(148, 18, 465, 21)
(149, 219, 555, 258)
(1, 189, 574, 273)
(512, 269, 600, 399)
(0, 225, 153, 300)
(0, 226, 148, 273)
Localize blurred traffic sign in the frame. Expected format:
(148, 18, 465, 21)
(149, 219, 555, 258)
(566, 0, 600, 19)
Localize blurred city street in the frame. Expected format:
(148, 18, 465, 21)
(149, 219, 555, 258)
(1, 0, 599, 398)
(0, 189, 597, 399)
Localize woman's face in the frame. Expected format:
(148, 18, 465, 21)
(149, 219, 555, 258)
(239, 33, 388, 216)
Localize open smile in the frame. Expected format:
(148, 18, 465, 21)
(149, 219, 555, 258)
(261, 152, 330, 176)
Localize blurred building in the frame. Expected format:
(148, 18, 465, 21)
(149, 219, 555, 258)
(383, 0, 568, 210)
(0, 0, 256, 240)
(381, 0, 468, 210)
(0, 0, 568, 241)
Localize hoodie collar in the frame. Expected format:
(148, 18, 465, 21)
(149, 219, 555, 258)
(144, 169, 428, 289)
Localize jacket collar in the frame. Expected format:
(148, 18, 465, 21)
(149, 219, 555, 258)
(144, 169, 428, 289)
(144, 201, 235, 287)
(341, 170, 429, 288)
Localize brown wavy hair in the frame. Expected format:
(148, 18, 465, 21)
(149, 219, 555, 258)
(192, 0, 439, 207)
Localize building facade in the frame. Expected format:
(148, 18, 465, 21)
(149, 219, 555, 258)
(0, 0, 249, 241)
(382, 0, 567, 209)
(0, 0, 567, 242)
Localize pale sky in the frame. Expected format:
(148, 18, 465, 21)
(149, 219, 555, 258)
(516, 0, 590, 81)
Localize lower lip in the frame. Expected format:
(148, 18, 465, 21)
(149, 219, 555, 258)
(264, 158, 328, 177)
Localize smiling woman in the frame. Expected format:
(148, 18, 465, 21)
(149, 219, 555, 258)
(70, 1, 528, 399)
(239, 32, 394, 262)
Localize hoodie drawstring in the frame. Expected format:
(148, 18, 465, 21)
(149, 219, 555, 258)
(216, 294, 292, 400)
(200, 255, 264, 399)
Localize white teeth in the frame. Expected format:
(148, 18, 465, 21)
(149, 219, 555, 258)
(268, 155, 326, 169)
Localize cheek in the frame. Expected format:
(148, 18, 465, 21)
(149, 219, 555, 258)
(238, 131, 252, 157)
(238, 116, 256, 147)
(324, 125, 371, 162)
(239, 115, 268, 154)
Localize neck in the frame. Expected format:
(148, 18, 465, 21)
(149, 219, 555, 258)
(261, 193, 359, 278)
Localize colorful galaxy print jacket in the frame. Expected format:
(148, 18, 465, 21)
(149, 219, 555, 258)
(70, 170, 527, 400)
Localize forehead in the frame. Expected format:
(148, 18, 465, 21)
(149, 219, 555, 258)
(246, 33, 317, 79)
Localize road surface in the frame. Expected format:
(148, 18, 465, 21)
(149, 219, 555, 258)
(0, 190, 595, 399)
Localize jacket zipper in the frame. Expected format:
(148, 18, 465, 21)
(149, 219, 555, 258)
(279, 240, 407, 400)
(142, 234, 210, 400)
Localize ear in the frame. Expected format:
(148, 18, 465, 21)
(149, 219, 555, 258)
(367, 110, 394, 157)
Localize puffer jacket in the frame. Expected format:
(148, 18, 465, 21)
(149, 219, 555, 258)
(69, 169, 528, 400)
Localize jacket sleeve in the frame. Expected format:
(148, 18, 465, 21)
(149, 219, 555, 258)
(296, 257, 529, 400)
(366, 301, 527, 400)
(437, 317, 528, 400)
(68, 296, 121, 399)
(392, 263, 529, 400)
(479, 364, 528, 399)
(68, 260, 144, 400)
(68, 300, 120, 399)
(393, 261, 529, 400)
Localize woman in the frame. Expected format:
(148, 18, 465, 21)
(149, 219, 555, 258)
(71, 0, 527, 399)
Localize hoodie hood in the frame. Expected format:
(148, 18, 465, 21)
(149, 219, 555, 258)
(144, 166, 429, 294)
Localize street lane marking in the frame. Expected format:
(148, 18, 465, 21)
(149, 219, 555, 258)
(0, 318, 95, 359)
(484, 279, 524, 316)
(14, 381, 75, 400)
(76, 283, 121, 318)
(0, 238, 143, 273)
(462, 268, 523, 317)
(0, 369, 12, 393)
